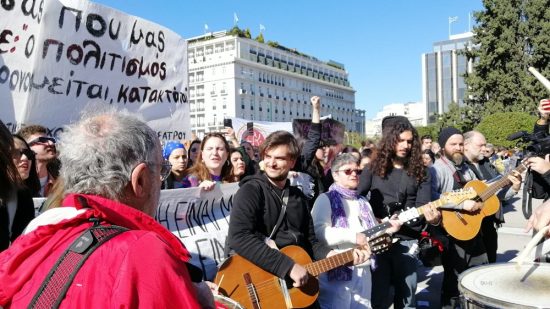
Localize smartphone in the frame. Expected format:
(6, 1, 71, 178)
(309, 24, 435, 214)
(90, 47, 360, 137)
(223, 118, 233, 128)
(247, 122, 253, 134)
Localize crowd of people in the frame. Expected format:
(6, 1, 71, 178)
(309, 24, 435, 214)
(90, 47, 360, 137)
(0, 97, 549, 308)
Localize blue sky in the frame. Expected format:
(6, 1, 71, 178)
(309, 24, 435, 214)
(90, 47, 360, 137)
(94, 0, 484, 119)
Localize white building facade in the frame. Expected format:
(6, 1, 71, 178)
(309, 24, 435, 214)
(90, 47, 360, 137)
(187, 31, 363, 138)
(364, 101, 427, 137)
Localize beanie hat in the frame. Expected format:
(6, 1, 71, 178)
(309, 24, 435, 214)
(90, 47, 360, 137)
(163, 141, 185, 160)
(438, 127, 462, 147)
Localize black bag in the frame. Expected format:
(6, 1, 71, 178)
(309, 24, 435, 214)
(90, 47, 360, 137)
(417, 230, 443, 267)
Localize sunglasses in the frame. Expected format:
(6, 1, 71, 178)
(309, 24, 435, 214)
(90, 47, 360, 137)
(337, 168, 362, 176)
(13, 148, 35, 160)
(27, 136, 56, 146)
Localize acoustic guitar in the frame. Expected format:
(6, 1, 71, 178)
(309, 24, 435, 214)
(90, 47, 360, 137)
(441, 162, 527, 241)
(214, 234, 391, 309)
(214, 189, 476, 308)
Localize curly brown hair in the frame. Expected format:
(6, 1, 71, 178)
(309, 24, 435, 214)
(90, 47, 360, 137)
(370, 122, 426, 183)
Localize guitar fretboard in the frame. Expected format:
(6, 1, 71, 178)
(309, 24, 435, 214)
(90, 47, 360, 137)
(479, 163, 526, 201)
(305, 250, 354, 277)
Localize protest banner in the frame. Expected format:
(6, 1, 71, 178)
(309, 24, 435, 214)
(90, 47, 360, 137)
(292, 118, 346, 145)
(0, 0, 189, 140)
(156, 183, 239, 280)
(231, 117, 292, 147)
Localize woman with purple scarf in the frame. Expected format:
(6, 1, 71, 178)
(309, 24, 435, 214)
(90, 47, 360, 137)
(311, 153, 401, 308)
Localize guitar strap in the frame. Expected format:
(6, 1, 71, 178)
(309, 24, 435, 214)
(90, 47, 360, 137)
(268, 188, 289, 240)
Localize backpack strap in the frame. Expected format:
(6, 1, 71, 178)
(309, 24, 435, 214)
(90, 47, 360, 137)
(28, 219, 128, 309)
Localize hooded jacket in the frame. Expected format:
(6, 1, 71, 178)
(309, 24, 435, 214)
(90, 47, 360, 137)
(0, 193, 200, 308)
(227, 173, 331, 278)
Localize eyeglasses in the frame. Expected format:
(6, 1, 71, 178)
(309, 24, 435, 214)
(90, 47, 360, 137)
(27, 136, 56, 146)
(159, 160, 172, 181)
(190, 148, 199, 153)
(13, 148, 35, 160)
(336, 168, 362, 176)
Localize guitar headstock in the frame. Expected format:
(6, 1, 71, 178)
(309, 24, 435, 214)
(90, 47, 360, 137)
(439, 187, 477, 209)
(369, 233, 392, 254)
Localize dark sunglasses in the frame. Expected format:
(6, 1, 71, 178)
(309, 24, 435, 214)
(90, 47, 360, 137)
(337, 168, 362, 176)
(27, 136, 56, 146)
(13, 148, 35, 160)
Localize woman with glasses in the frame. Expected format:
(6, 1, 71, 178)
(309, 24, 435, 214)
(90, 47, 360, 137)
(311, 153, 401, 308)
(184, 133, 231, 191)
(12, 135, 41, 197)
(1, 121, 35, 252)
(161, 141, 191, 189)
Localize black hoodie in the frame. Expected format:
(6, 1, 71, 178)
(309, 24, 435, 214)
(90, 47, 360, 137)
(227, 173, 331, 278)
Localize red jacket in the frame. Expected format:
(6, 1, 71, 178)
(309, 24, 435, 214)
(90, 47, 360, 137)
(0, 194, 200, 308)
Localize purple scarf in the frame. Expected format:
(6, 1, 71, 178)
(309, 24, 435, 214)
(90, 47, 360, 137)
(326, 183, 377, 281)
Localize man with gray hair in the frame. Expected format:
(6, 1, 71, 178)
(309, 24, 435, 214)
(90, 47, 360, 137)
(0, 112, 201, 308)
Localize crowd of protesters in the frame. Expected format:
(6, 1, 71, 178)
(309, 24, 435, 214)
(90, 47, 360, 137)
(0, 98, 549, 308)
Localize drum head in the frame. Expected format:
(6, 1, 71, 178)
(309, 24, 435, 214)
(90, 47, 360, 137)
(459, 263, 550, 308)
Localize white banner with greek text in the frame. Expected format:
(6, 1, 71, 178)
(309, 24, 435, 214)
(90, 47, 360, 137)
(157, 183, 239, 280)
(0, 0, 189, 140)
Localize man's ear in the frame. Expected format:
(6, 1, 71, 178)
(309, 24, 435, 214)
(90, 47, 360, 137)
(129, 162, 149, 199)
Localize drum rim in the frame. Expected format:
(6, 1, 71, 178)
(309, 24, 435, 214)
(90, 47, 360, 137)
(458, 262, 550, 309)
(214, 294, 244, 309)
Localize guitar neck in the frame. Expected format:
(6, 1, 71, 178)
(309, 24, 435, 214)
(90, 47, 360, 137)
(478, 163, 526, 201)
(305, 250, 354, 277)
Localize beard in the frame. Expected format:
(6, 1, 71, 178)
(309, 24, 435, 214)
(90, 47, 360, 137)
(445, 151, 464, 165)
(393, 155, 409, 166)
(269, 172, 288, 182)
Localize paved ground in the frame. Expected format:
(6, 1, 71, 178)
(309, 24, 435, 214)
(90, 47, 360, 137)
(413, 194, 544, 308)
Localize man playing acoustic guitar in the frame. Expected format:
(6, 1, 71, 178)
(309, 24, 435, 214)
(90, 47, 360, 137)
(226, 131, 371, 308)
(463, 131, 521, 263)
(431, 127, 521, 309)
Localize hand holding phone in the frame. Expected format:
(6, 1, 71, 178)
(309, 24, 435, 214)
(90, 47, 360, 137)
(223, 118, 233, 128)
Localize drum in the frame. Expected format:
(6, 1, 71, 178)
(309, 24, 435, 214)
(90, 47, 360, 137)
(459, 262, 550, 308)
(214, 294, 244, 309)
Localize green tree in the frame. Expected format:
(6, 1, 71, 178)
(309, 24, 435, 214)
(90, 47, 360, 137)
(255, 33, 265, 43)
(433, 102, 477, 132)
(415, 125, 439, 141)
(523, 0, 550, 102)
(475, 112, 537, 147)
(464, 0, 530, 116)
(464, 0, 550, 120)
(244, 28, 252, 39)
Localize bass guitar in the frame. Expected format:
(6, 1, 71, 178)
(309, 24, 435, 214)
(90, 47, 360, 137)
(214, 190, 476, 308)
(214, 234, 391, 309)
(441, 161, 527, 241)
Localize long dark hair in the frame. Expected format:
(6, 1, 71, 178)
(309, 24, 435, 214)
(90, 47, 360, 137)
(187, 139, 201, 168)
(13, 134, 41, 196)
(0, 121, 21, 203)
(370, 122, 426, 183)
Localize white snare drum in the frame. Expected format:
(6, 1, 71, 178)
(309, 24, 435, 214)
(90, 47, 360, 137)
(459, 262, 550, 308)
(214, 294, 244, 309)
